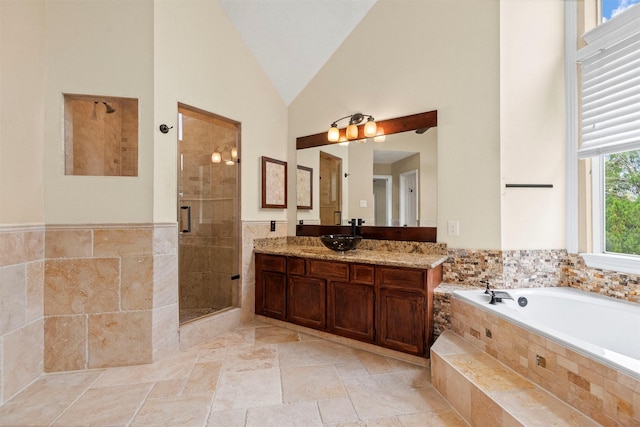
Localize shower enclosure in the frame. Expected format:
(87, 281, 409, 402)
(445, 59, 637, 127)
(177, 104, 240, 324)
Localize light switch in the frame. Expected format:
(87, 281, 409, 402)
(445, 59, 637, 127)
(360, 200, 367, 208)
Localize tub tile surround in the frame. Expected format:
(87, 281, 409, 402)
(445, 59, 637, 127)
(449, 297, 640, 426)
(432, 330, 601, 426)
(43, 224, 179, 372)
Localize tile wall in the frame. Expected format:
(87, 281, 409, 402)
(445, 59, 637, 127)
(0, 226, 45, 405)
(43, 224, 179, 372)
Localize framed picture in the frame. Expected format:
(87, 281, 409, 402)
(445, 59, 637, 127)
(261, 156, 287, 208)
(296, 165, 313, 209)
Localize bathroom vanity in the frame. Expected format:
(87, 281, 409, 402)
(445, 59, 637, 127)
(254, 238, 446, 357)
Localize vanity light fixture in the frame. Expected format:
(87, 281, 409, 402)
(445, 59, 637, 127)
(328, 113, 377, 142)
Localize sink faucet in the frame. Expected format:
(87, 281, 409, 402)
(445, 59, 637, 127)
(348, 218, 357, 236)
(348, 218, 365, 236)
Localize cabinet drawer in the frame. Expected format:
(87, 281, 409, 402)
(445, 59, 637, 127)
(288, 257, 306, 275)
(308, 259, 349, 280)
(350, 264, 374, 284)
(377, 267, 425, 291)
(257, 254, 286, 273)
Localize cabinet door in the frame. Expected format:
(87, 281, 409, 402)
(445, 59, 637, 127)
(258, 271, 287, 320)
(328, 281, 375, 342)
(378, 288, 425, 355)
(288, 276, 326, 329)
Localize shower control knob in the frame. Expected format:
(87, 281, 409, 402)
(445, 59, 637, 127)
(159, 124, 173, 134)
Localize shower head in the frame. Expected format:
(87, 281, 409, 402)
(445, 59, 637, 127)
(102, 102, 116, 114)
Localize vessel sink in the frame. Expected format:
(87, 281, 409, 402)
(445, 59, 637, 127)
(319, 234, 363, 252)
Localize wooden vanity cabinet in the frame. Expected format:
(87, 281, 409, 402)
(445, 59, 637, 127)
(288, 257, 327, 329)
(376, 266, 442, 354)
(255, 253, 287, 320)
(255, 253, 442, 357)
(327, 264, 375, 343)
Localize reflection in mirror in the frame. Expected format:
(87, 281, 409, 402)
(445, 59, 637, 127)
(296, 128, 437, 227)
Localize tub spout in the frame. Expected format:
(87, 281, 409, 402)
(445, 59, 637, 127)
(489, 290, 513, 304)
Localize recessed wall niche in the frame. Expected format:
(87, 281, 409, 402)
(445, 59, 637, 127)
(64, 94, 138, 176)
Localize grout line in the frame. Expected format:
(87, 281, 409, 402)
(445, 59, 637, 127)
(126, 380, 156, 426)
(48, 368, 105, 426)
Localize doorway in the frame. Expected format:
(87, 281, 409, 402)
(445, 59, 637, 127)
(373, 175, 392, 226)
(400, 169, 418, 227)
(319, 151, 342, 225)
(177, 104, 241, 324)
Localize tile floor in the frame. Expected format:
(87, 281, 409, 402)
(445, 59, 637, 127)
(0, 321, 467, 426)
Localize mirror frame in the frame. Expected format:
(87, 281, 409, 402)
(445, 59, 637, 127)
(295, 110, 438, 242)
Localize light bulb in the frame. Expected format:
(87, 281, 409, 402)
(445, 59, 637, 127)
(211, 152, 221, 163)
(346, 123, 358, 140)
(231, 147, 238, 159)
(328, 125, 340, 142)
(364, 118, 377, 137)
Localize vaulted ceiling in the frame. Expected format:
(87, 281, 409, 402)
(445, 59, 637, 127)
(219, 0, 377, 105)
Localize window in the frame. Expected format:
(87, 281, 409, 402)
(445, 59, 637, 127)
(601, 0, 640, 23)
(576, 3, 640, 273)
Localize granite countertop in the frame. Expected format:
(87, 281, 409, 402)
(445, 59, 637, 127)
(254, 241, 448, 270)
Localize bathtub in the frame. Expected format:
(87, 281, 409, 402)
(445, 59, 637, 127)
(452, 287, 640, 380)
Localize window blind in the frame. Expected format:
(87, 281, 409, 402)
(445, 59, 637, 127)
(578, 29, 640, 158)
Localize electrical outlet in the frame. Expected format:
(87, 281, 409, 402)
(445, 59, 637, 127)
(270, 220, 276, 232)
(447, 220, 459, 236)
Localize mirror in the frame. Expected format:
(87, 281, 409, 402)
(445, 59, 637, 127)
(296, 111, 437, 229)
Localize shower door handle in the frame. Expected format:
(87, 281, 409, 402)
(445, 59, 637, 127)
(180, 206, 191, 233)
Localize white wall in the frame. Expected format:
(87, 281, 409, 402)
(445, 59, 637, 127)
(44, 0, 155, 224)
(499, 0, 566, 250)
(153, 0, 287, 224)
(0, 0, 46, 225)
(289, 0, 502, 249)
(40, 0, 286, 225)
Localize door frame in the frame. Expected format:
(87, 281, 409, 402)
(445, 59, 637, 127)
(399, 169, 419, 227)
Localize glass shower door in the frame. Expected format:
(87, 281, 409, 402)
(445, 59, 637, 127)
(177, 104, 240, 324)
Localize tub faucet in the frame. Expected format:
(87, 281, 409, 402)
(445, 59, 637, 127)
(489, 290, 514, 305)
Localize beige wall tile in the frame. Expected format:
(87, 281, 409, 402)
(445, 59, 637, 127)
(45, 258, 119, 315)
(153, 253, 178, 308)
(45, 229, 92, 259)
(153, 225, 178, 255)
(94, 228, 152, 257)
(44, 315, 87, 372)
(0, 264, 27, 335)
(26, 261, 44, 322)
(121, 256, 153, 310)
(152, 304, 179, 361)
(2, 319, 44, 400)
(88, 311, 152, 368)
(0, 230, 44, 268)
